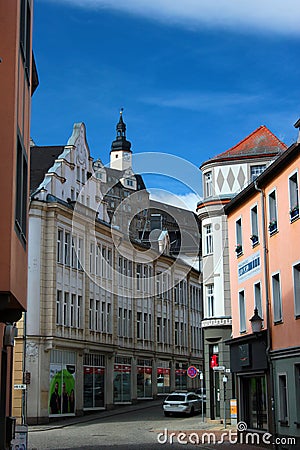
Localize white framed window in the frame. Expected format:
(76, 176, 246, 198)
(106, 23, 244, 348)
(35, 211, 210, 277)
(126, 179, 133, 187)
(251, 165, 266, 182)
(205, 224, 213, 254)
(204, 171, 213, 197)
(250, 205, 259, 245)
(107, 303, 112, 333)
(137, 312, 142, 339)
(293, 263, 300, 317)
(77, 295, 82, 328)
(157, 317, 162, 342)
(56, 290, 62, 325)
(95, 300, 100, 331)
(77, 237, 83, 270)
(254, 281, 263, 320)
(235, 217, 243, 255)
(57, 229, 63, 263)
(207, 284, 214, 317)
(239, 290, 246, 333)
(70, 294, 75, 327)
(63, 292, 69, 326)
(272, 272, 282, 323)
(268, 190, 278, 234)
(64, 232, 71, 265)
(175, 321, 179, 345)
(289, 172, 299, 221)
(89, 299, 94, 330)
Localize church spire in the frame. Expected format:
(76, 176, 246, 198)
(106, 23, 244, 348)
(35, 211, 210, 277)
(111, 108, 132, 153)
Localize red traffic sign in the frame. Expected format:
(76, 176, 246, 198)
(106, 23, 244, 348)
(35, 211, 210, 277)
(187, 365, 198, 379)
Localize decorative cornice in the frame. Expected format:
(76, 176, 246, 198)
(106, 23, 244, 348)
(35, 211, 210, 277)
(202, 318, 232, 328)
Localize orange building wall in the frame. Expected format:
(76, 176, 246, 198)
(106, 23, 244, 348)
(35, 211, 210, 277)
(228, 191, 267, 338)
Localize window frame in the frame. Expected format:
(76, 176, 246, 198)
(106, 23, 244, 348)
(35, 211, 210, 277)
(272, 272, 282, 323)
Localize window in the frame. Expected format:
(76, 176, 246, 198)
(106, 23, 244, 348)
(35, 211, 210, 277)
(77, 296, 82, 328)
(175, 322, 179, 345)
(95, 300, 100, 331)
(57, 230, 63, 263)
(251, 205, 259, 245)
(56, 290, 62, 325)
(71, 237, 76, 268)
(205, 224, 213, 254)
(89, 299, 94, 330)
(127, 179, 133, 187)
(15, 136, 28, 244)
(289, 172, 299, 221)
(63, 292, 69, 327)
(204, 171, 213, 197)
(70, 294, 75, 327)
(251, 165, 266, 182)
(20, 0, 31, 81)
(207, 284, 214, 317)
(235, 218, 243, 256)
(272, 273, 282, 323)
(293, 263, 300, 317)
(278, 374, 288, 424)
(77, 238, 83, 270)
(64, 232, 71, 265)
(268, 190, 278, 234)
(157, 317, 162, 342)
(254, 282, 263, 320)
(239, 290, 246, 333)
(137, 312, 142, 339)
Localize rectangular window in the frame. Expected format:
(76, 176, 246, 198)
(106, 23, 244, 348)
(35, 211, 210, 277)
(239, 290, 246, 333)
(20, 0, 31, 81)
(143, 313, 148, 340)
(175, 322, 179, 345)
(70, 294, 75, 327)
(251, 165, 266, 182)
(254, 282, 263, 320)
(77, 238, 83, 270)
(63, 292, 69, 327)
(137, 312, 142, 339)
(71, 237, 76, 268)
(157, 317, 162, 342)
(293, 263, 300, 317)
(278, 374, 288, 424)
(95, 300, 100, 331)
(205, 224, 213, 254)
(268, 190, 278, 234)
(207, 284, 214, 317)
(15, 136, 28, 244)
(64, 232, 71, 265)
(127, 179, 133, 186)
(56, 290, 62, 325)
(251, 205, 259, 245)
(89, 299, 94, 330)
(89, 243, 95, 274)
(204, 171, 212, 197)
(77, 295, 82, 328)
(289, 173, 299, 221)
(236, 218, 243, 255)
(107, 303, 112, 333)
(57, 230, 63, 263)
(272, 273, 282, 323)
(118, 307, 122, 336)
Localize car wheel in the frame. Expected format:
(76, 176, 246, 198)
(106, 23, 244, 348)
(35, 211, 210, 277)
(189, 406, 194, 416)
(164, 411, 171, 417)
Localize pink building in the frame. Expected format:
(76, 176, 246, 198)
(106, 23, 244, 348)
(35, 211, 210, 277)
(225, 121, 300, 448)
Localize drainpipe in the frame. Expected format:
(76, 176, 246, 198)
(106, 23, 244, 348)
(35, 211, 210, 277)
(254, 181, 276, 447)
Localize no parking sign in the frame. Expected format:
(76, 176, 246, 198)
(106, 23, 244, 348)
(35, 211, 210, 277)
(187, 365, 198, 379)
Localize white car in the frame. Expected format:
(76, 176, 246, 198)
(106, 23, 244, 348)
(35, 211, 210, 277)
(163, 391, 202, 416)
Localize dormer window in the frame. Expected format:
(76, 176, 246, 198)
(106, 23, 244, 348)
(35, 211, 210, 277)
(127, 179, 134, 187)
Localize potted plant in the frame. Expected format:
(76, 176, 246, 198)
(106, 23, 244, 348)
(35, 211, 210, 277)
(290, 205, 299, 220)
(235, 244, 243, 255)
(250, 234, 259, 245)
(268, 219, 277, 233)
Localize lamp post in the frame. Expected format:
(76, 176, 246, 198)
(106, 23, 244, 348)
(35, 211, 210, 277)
(249, 307, 263, 334)
(199, 371, 204, 422)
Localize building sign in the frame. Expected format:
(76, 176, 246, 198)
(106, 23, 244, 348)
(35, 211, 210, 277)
(238, 251, 260, 283)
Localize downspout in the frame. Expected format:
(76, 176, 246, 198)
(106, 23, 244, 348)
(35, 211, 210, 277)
(254, 181, 276, 446)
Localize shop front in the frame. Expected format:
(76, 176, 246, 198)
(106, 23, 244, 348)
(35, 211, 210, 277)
(137, 359, 152, 399)
(175, 363, 187, 390)
(83, 353, 105, 409)
(49, 350, 76, 416)
(157, 361, 171, 394)
(114, 356, 131, 403)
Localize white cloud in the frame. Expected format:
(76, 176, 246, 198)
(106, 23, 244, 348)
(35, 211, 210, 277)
(149, 191, 201, 212)
(45, 0, 300, 36)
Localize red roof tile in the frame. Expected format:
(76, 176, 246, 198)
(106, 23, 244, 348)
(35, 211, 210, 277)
(204, 126, 287, 165)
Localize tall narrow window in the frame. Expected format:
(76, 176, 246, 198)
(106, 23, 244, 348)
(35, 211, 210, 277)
(175, 322, 179, 345)
(207, 284, 214, 317)
(268, 190, 278, 234)
(89, 299, 94, 330)
(293, 263, 300, 317)
(56, 290, 62, 325)
(278, 375, 288, 424)
(289, 173, 299, 221)
(205, 224, 213, 254)
(251, 205, 259, 245)
(77, 238, 83, 270)
(20, 0, 31, 81)
(64, 232, 71, 265)
(239, 290, 246, 333)
(15, 137, 28, 244)
(157, 317, 162, 342)
(71, 237, 76, 268)
(235, 218, 243, 256)
(57, 230, 63, 263)
(254, 282, 263, 320)
(77, 295, 82, 328)
(272, 273, 282, 323)
(137, 312, 142, 339)
(204, 171, 213, 197)
(70, 294, 75, 327)
(63, 292, 69, 327)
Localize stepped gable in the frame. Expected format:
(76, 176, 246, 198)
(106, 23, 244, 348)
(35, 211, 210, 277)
(204, 126, 287, 166)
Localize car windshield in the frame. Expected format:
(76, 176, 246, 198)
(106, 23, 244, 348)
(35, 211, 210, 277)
(166, 395, 186, 402)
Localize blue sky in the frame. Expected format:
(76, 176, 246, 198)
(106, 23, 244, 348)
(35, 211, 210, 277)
(32, 0, 300, 209)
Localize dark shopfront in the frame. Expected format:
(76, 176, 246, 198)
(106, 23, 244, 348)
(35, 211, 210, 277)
(227, 330, 271, 432)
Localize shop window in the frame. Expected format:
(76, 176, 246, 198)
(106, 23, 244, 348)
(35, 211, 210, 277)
(114, 357, 131, 403)
(137, 359, 152, 398)
(242, 376, 267, 430)
(272, 273, 282, 323)
(278, 374, 289, 425)
(83, 354, 105, 409)
(157, 361, 171, 394)
(49, 350, 76, 416)
(293, 263, 300, 317)
(175, 363, 188, 391)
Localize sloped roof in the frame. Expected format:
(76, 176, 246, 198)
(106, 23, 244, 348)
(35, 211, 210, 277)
(30, 145, 64, 193)
(201, 126, 287, 168)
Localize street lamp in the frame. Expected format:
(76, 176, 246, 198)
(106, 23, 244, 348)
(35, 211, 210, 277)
(249, 307, 263, 334)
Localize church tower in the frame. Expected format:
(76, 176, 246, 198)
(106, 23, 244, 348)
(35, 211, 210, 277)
(110, 109, 132, 170)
